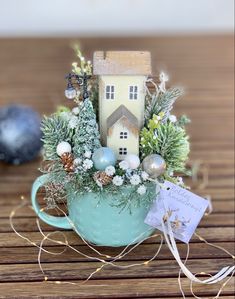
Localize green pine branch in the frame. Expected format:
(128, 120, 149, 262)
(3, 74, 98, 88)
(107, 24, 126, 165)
(145, 87, 183, 124)
(176, 115, 191, 127)
(140, 121, 190, 173)
(41, 114, 73, 160)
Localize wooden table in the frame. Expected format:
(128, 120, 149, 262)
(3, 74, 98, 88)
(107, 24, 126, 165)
(0, 36, 234, 298)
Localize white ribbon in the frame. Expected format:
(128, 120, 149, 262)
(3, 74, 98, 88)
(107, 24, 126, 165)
(161, 199, 235, 284)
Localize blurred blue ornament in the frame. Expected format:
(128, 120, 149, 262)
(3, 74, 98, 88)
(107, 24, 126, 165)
(0, 105, 42, 164)
(92, 147, 116, 170)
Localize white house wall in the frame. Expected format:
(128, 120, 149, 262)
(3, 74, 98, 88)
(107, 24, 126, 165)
(98, 75, 146, 144)
(107, 120, 139, 159)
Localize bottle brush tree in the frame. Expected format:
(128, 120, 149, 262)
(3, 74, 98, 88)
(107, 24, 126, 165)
(73, 98, 101, 158)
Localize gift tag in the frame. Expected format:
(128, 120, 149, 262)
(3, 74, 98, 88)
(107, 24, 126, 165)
(145, 181, 209, 243)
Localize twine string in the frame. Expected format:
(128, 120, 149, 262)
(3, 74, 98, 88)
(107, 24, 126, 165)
(144, 77, 160, 97)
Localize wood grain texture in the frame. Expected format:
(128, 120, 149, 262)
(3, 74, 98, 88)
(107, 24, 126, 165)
(0, 35, 234, 298)
(0, 228, 234, 248)
(0, 277, 234, 298)
(0, 242, 234, 264)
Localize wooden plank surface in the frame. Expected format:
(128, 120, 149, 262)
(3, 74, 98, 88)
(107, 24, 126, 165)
(0, 36, 234, 298)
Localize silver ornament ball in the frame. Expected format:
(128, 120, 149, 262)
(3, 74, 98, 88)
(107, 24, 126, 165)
(142, 154, 166, 179)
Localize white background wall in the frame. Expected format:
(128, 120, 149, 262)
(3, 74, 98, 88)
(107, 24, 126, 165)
(0, 0, 234, 37)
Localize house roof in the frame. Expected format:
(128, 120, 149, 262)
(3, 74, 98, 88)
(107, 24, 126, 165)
(93, 51, 151, 75)
(107, 105, 139, 129)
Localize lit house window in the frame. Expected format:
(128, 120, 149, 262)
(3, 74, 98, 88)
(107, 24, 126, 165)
(105, 85, 115, 99)
(120, 132, 128, 139)
(129, 86, 138, 100)
(119, 148, 127, 155)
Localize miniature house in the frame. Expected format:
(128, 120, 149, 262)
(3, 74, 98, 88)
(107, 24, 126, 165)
(93, 51, 151, 159)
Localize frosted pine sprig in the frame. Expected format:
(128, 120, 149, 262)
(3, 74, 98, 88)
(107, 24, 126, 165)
(145, 87, 183, 124)
(41, 115, 73, 160)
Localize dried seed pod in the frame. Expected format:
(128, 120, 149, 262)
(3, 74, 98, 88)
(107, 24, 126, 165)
(93, 171, 112, 186)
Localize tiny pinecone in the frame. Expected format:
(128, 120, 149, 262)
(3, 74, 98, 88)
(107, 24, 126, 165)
(93, 171, 112, 186)
(61, 152, 74, 172)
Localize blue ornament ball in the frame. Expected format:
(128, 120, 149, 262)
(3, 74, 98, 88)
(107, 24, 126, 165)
(92, 147, 116, 170)
(0, 105, 42, 164)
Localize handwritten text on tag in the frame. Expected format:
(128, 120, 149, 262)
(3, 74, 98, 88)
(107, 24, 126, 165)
(145, 181, 209, 243)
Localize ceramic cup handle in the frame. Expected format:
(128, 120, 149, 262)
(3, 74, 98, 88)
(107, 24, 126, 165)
(31, 174, 72, 229)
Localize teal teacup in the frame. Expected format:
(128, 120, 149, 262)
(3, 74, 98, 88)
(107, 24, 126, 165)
(31, 174, 155, 247)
